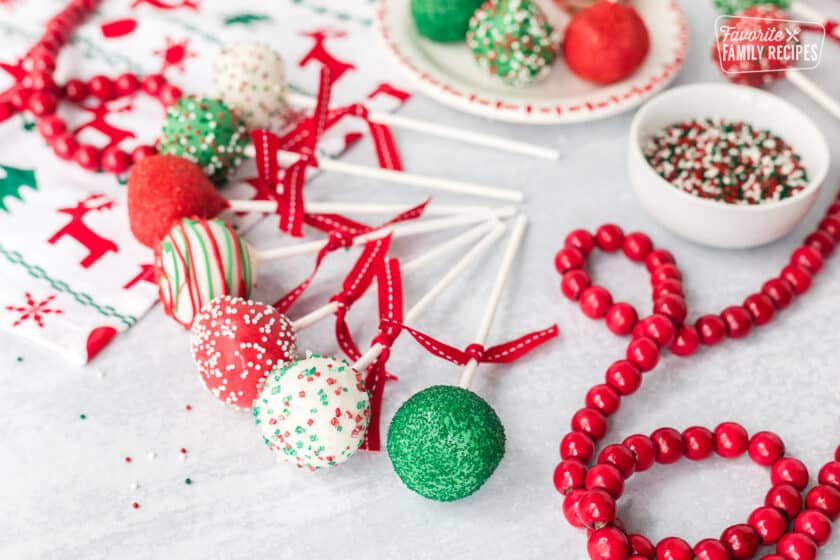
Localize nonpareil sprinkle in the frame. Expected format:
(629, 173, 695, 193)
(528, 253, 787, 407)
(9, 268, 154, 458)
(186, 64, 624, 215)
(643, 118, 808, 205)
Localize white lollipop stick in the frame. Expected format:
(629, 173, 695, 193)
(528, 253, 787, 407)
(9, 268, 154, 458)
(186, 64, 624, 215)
(352, 221, 508, 372)
(790, 3, 840, 40)
(286, 91, 559, 161)
(242, 144, 523, 202)
(252, 207, 515, 262)
(225, 199, 512, 217)
(459, 214, 528, 390)
(290, 219, 500, 331)
(786, 70, 840, 120)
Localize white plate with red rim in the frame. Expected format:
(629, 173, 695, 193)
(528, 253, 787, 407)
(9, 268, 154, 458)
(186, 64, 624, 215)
(376, 0, 689, 124)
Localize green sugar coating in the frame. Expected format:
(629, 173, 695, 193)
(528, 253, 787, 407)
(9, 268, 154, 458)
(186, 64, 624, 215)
(713, 0, 790, 14)
(467, 0, 558, 86)
(411, 0, 484, 42)
(158, 96, 249, 187)
(387, 385, 505, 502)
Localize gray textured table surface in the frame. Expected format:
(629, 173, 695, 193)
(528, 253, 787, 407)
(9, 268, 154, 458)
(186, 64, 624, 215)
(2, 1, 839, 558)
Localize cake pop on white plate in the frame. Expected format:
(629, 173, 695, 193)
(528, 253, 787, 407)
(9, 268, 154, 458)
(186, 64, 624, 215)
(253, 221, 508, 470)
(189, 220, 501, 408)
(154, 206, 511, 327)
(211, 41, 559, 160)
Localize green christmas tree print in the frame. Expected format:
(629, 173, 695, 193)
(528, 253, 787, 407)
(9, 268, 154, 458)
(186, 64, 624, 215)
(0, 164, 37, 212)
(223, 13, 271, 26)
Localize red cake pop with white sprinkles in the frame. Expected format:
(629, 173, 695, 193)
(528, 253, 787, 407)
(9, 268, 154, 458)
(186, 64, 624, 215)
(191, 295, 298, 408)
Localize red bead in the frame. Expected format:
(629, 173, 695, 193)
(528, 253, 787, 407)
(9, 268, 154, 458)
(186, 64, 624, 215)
(721, 306, 752, 339)
(791, 246, 823, 275)
(652, 278, 683, 300)
(776, 533, 817, 560)
(64, 78, 87, 102)
(749, 432, 785, 466)
(578, 489, 617, 528)
(819, 216, 840, 240)
(561, 431, 595, 462)
(0, 101, 12, 122)
(804, 231, 835, 257)
(572, 408, 608, 441)
(645, 249, 675, 272)
(669, 325, 699, 357)
(159, 83, 182, 106)
(651, 427, 683, 464)
(613, 439, 649, 479)
(780, 265, 811, 295)
(36, 115, 66, 140)
(565, 229, 595, 254)
(73, 143, 101, 171)
(653, 293, 687, 325)
(805, 485, 840, 520)
(28, 50, 56, 72)
(561, 269, 591, 301)
(22, 70, 56, 91)
(581, 286, 613, 319)
(131, 145, 156, 163)
(52, 133, 78, 160)
(696, 314, 727, 345)
(743, 293, 775, 326)
(141, 74, 166, 96)
(683, 426, 715, 461)
(748, 506, 788, 544)
(762, 278, 795, 310)
(585, 464, 624, 498)
(27, 90, 57, 116)
(626, 336, 659, 372)
(88, 75, 114, 101)
(606, 303, 638, 335)
(655, 537, 693, 560)
(10, 87, 30, 111)
(555, 247, 585, 273)
(114, 72, 139, 96)
(598, 444, 636, 479)
(595, 224, 624, 252)
(588, 527, 629, 560)
(772, 458, 810, 491)
(693, 539, 730, 560)
(605, 360, 642, 396)
(766, 484, 804, 519)
(101, 147, 131, 175)
(553, 459, 587, 495)
(586, 384, 621, 416)
(629, 534, 655, 558)
(794, 509, 832, 546)
(651, 264, 682, 284)
(633, 314, 676, 348)
(721, 524, 760, 559)
(818, 461, 840, 491)
(623, 232, 653, 262)
(715, 422, 749, 459)
(563, 488, 587, 528)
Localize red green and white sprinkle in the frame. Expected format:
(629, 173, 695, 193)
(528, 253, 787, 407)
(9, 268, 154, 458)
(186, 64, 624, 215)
(643, 118, 808, 205)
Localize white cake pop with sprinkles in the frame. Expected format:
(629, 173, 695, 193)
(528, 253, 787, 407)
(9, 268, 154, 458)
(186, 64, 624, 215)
(212, 42, 288, 130)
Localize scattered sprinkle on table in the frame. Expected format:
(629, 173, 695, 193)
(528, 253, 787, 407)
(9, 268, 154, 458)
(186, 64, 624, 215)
(132, 502, 140, 510)
(643, 118, 808, 205)
(79, 414, 86, 420)
(16, 356, 23, 362)
(185, 478, 192, 485)
(124, 456, 132, 463)
(185, 404, 192, 411)
(180, 448, 187, 454)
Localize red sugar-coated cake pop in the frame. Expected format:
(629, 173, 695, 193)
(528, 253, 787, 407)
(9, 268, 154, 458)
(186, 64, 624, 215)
(563, 0, 650, 85)
(712, 5, 795, 87)
(191, 295, 298, 409)
(127, 154, 228, 247)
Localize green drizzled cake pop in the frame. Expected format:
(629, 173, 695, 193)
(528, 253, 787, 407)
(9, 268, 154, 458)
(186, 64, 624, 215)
(411, 0, 484, 42)
(158, 96, 249, 186)
(467, 0, 559, 86)
(713, 0, 790, 15)
(387, 385, 505, 501)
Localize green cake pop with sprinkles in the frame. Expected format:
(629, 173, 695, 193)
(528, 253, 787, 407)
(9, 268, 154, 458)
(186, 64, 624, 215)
(467, 0, 559, 86)
(713, 0, 790, 15)
(158, 96, 249, 186)
(412, 0, 485, 42)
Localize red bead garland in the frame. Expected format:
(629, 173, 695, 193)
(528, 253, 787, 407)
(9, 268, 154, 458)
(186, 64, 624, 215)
(553, 196, 840, 559)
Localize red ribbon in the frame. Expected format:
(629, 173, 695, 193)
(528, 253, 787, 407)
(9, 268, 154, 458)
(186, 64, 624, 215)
(272, 200, 428, 313)
(801, 20, 840, 44)
(380, 320, 560, 367)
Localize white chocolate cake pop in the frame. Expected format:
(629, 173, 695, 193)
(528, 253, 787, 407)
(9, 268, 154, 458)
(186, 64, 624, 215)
(212, 42, 288, 130)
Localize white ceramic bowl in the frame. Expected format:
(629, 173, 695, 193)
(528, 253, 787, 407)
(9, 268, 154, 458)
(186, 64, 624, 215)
(628, 83, 830, 248)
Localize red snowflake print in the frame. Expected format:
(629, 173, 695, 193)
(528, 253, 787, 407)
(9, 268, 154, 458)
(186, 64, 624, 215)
(5, 292, 63, 328)
(153, 37, 196, 74)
